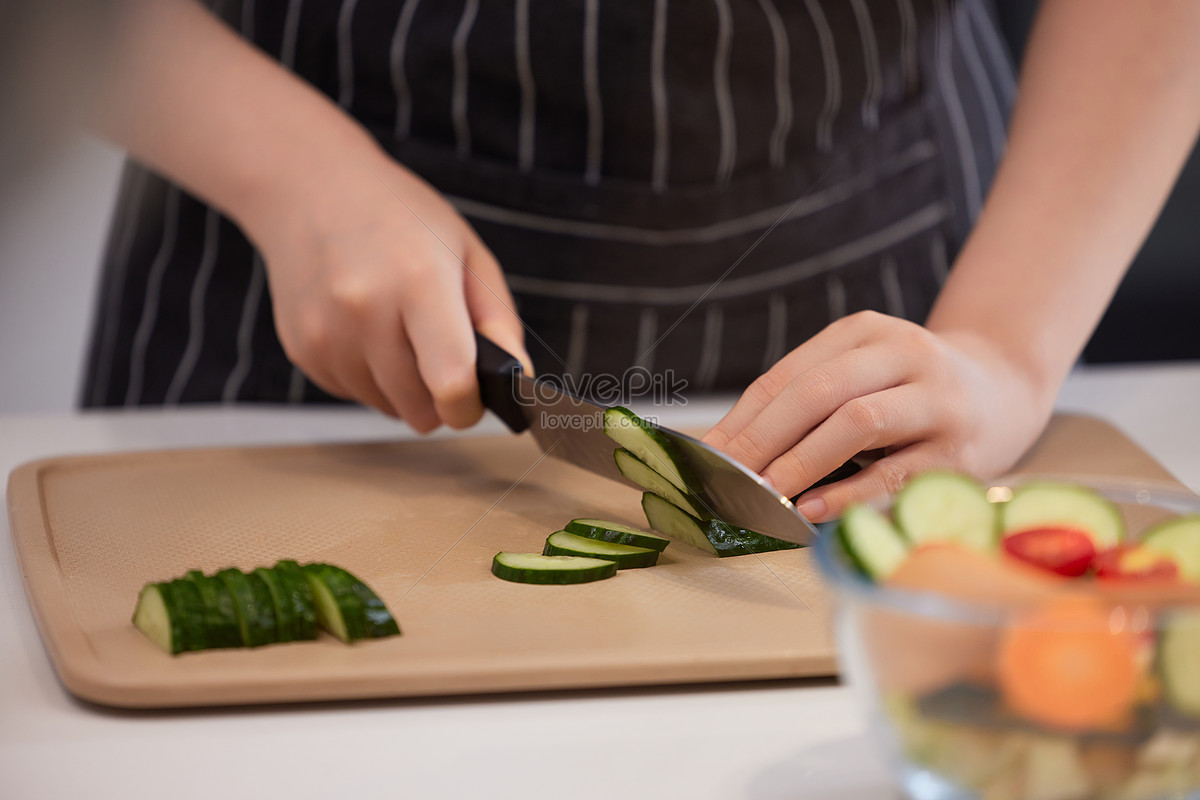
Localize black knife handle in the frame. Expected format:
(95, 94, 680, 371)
(475, 331, 530, 433)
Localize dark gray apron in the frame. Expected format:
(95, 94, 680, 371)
(81, 0, 1015, 407)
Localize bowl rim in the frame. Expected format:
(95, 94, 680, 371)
(814, 473, 1200, 624)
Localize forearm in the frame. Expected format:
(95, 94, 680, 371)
(927, 0, 1200, 400)
(91, 0, 381, 235)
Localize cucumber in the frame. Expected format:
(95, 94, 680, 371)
(302, 563, 400, 643)
(1160, 611, 1200, 718)
(893, 471, 997, 551)
(604, 406, 698, 494)
(217, 568, 278, 647)
(542, 530, 660, 569)
(491, 552, 618, 585)
(837, 503, 910, 580)
(641, 492, 801, 557)
(271, 559, 319, 640)
(254, 567, 299, 643)
(613, 448, 710, 519)
(1141, 514, 1200, 583)
(1000, 480, 1124, 549)
(165, 578, 209, 652)
(131, 583, 185, 655)
(184, 569, 242, 648)
(563, 518, 672, 553)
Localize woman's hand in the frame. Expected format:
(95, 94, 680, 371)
(702, 311, 1055, 523)
(243, 145, 532, 431)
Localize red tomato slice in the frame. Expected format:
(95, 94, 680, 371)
(1002, 527, 1097, 578)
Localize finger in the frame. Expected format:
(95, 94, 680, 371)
(719, 346, 912, 473)
(793, 444, 948, 523)
(364, 318, 440, 433)
(760, 385, 935, 499)
(280, 319, 398, 418)
(401, 256, 485, 430)
(703, 312, 883, 450)
(462, 239, 534, 375)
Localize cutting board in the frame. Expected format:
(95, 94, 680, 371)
(5, 413, 1184, 709)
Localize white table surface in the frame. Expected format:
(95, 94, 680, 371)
(2, 362, 1198, 800)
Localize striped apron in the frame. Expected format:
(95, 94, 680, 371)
(81, 0, 1016, 407)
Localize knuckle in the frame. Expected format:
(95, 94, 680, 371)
(873, 458, 913, 498)
(734, 423, 777, 466)
(843, 397, 886, 439)
(747, 369, 791, 406)
(801, 367, 842, 411)
(428, 365, 478, 406)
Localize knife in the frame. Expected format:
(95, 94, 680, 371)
(474, 333, 820, 546)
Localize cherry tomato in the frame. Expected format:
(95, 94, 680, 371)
(1002, 526, 1096, 578)
(1094, 545, 1180, 582)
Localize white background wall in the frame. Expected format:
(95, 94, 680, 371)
(0, 136, 124, 413)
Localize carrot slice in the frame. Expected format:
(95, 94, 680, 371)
(997, 597, 1143, 730)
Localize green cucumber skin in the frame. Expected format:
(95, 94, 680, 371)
(302, 563, 400, 641)
(562, 518, 671, 553)
(184, 570, 242, 649)
(491, 553, 618, 585)
(272, 560, 319, 640)
(164, 578, 210, 652)
(542, 531, 660, 569)
(253, 567, 297, 644)
(137, 583, 185, 655)
(217, 568, 278, 647)
(642, 493, 801, 557)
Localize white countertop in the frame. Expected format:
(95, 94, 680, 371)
(2, 362, 1198, 800)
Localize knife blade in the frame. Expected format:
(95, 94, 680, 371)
(475, 333, 819, 546)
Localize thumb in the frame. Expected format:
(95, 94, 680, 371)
(463, 245, 534, 376)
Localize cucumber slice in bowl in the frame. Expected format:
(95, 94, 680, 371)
(1160, 610, 1200, 718)
(302, 563, 400, 643)
(492, 552, 618, 585)
(838, 503, 911, 580)
(1000, 480, 1124, 550)
(1141, 514, 1200, 583)
(894, 471, 997, 551)
(641, 493, 801, 557)
(613, 448, 710, 519)
(543, 530, 660, 569)
(604, 406, 698, 495)
(563, 518, 671, 552)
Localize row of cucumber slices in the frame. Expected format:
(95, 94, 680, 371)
(492, 518, 670, 584)
(132, 561, 400, 654)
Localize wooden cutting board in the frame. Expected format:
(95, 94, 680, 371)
(5, 413, 1184, 709)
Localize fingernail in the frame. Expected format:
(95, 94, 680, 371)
(796, 496, 828, 522)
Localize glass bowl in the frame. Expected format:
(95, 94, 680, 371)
(815, 475, 1200, 800)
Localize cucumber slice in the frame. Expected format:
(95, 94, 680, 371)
(271, 559, 319, 640)
(217, 568, 278, 647)
(641, 493, 801, 557)
(1141, 514, 1200, 583)
(543, 530, 660, 569)
(253, 567, 298, 644)
(613, 448, 710, 519)
(894, 470, 997, 551)
(837, 503, 910, 580)
(302, 563, 400, 642)
(563, 518, 672, 552)
(491, 552, 618, 585)
(165, 578, 208, 652)
(131, 583, 184, 655)
(604, 406, 697, 494)
(1000, 480, 1124, 549)
(1160, 611, 1200, 718)
(184, 569, 242, 648)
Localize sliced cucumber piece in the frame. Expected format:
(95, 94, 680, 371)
(837, 503, 911, 580)
(185, 569, 242, 648)
(613, 447, 710, 519)
(641, 493, 801, 557)
(563, 518, 671, 553)
(217, 568, 278, 647)
(253, 567, 298, 644)
(894, 471, 997, 551)
(1000, 480, 1124, 549)
(272, 559, 319, 640)
(543, 530, 660, 569)
(491, 552, 618, 585)
(132, 583, 184, 655)
(1141, 514, 1200, 583)
(165, 578, 208, 652)
(1161, 611, 1200, 718)
(604, 406, 697, 494)
(302, 563, 400, 642)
